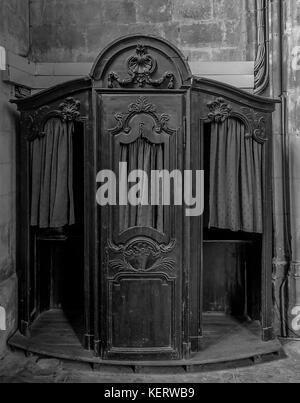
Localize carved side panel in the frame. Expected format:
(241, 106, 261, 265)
(106, 238, 177, 355)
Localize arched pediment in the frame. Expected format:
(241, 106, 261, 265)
(90, 34, 192, 89)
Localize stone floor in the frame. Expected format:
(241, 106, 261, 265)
(0, 341, 300, 383)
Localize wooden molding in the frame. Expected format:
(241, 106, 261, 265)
(204, 97, 268, 144)
(22, 97, 82, 141)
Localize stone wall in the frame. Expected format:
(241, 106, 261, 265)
(0, 0, 29, 56)
(0, 0, 29, 357)
(30, 0, 256, 63)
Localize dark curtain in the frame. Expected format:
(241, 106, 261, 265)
(30, 118, 75, 228)
(209, 119, 263, 234)
(119, 138, 164, 233)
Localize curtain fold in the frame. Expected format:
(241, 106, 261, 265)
(30, 118, 75, 228)
(119, 138, 164, 233)
(209, 119, 263, 234)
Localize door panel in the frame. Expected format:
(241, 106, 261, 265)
(98, 93, 184, 360)
(110, 276, 174, 350)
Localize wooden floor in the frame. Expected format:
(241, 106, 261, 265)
(9, 310, 283, 370)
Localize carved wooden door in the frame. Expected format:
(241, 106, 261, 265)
(98, 93, 185, 360)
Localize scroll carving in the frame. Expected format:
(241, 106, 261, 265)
(109, 96, 177, 136)
(206, 98, 268, 143)
(241, 107, 267, 143)
(105, 238, 177, 279)
(22, 97, 81, 141)
(23, 106, 50, 141)
(108, 44, 175, 89)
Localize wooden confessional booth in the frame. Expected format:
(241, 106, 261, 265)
(10, 35, 280, 367)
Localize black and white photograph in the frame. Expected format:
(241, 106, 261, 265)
(0, 0, 300, 386)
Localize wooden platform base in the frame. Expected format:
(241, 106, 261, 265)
(9, 310, 284, 372)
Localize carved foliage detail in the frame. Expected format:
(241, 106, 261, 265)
(128, 96, 157, 114)
(109, 96, 177, 136)
(23, 106, 50, 141)
(106, 238, 177, 278)
(108, 44, 175, 89)
(241, 107, 267, 143)
(22, 97, 81, 141)
(58, 97, 81, 121)
(206, 98, 268, 143)
(207, 97, 232, 123)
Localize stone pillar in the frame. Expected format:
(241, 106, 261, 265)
(268, 0, 291, 337)
(0, 78, 19, 357)
(0, 0, 29, 357)
(282, 0, 300, 338)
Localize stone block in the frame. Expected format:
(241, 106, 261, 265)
(104, 0, 137, 24)
(0, 223, 12, 264)
(183, 48, 213, 63)
(213, 0, 245, 22)
(290, 222, 300, 263)
(0, 131, 13, 165)
(224, 20, 246, 47)
(0, 102, 19, 136)
(163, 22, 181, 47)
(0, 0, 29, 55)
(31, 24, 87, 62)
(211, 47, 246, 62)
(173, 0, 213, 21)
(85, 22, 164, 60)
(0, 163, 13, 196)
(0, 82, 13, 100)
(0, 255, 15, 284)
(31, 0, 105, 27)
(287, 89, 300, 134)
(0, 194, 14, 227)
(135, 0, 173, 23)
(180, 23, 223, 47)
